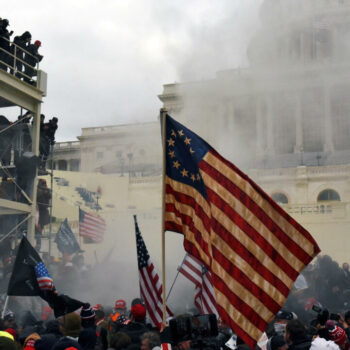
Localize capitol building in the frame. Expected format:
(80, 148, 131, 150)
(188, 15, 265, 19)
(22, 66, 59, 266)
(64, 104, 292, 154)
(52, 0, 350, 263)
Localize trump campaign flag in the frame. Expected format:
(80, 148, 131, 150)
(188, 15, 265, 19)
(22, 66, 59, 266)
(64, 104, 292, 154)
(163, 114, 320, 347)
(55, 218, 81, 255)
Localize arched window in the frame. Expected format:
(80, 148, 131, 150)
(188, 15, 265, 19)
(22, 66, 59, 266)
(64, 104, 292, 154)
(317, 189, 341, 201)
(271, 192, 289, 204)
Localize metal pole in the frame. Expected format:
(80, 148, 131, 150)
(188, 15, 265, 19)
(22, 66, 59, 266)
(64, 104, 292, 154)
(48, 144, 54, 256)
(160, 108, 167, 326)
(0, 215, 30, 244)
(166, 269, 180, 302)
(2, 295, 10, 319)
(27, 103, 41, 245)
(166, 255, 186, 301)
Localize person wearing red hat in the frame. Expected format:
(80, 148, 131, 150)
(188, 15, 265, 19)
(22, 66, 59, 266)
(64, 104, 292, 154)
(23, 38, 43, 84)
(326, 320, 349, 350)
(114, 299, 127, 314)
(121, 304, 148, 346)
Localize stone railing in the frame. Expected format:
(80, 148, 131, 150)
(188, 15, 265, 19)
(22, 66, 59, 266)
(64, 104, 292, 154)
(129, 176, 161, 185)
(55, 141, 80, 149)
(283, 201, 348, 216)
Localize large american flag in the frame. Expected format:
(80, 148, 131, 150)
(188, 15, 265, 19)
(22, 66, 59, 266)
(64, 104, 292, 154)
(178, 254, 218, 317)
(34, 261, 54, 291)
(164, 115, 320, 347)
(79, 208, 106, 243)
(134, 215, 172, 327)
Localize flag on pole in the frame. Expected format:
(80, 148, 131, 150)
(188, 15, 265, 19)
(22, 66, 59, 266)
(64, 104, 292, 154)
(178, 254, 218, 316)
(55, 219, 81, 255)
(7, 236, 84, 317)
(163, 114, 320, 347)
(8, 236, 54, 296)
(79, 208, 106, 243)
(134, 215, 172, 327)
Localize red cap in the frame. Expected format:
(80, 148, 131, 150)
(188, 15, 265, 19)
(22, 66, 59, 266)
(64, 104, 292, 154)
(115, 299, 126, 310)
(93, 303, 102, 311)
(131, 304, 146, 321)
(329, 325, 347, 346)
(5, 328, 17, 340)
(34, 40, 41, 47)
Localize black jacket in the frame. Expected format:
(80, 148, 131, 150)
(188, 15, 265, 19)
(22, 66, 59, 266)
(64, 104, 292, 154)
(122, 321, 148, 344)
(289, 338, 312, 350)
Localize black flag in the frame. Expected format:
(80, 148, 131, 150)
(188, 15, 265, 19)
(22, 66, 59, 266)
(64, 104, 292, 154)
(7, 236, 84, 317)
(55, 219, 81, 255)
(8, 236, 47, 296)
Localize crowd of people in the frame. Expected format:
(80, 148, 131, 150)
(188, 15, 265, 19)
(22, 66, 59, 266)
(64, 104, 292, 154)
(0, 18, 43, 85)
(0, 254, 348, 350)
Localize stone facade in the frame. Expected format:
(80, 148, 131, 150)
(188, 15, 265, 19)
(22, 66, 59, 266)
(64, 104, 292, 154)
(53, 122, 162, 176)
(52, 0, 350, 262)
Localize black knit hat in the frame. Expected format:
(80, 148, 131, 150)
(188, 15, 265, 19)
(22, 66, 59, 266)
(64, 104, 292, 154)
(80, 303, 95, 320)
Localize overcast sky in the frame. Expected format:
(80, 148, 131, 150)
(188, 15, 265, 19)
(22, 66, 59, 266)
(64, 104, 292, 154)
(2, 0, 262, 141)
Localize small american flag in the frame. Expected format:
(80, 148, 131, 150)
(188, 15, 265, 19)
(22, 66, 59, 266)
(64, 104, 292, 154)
(134, 215, 172, 327)
(178, 254, 218, 317)
(79, 208, 106, 243)
(34, 262, 54, 291)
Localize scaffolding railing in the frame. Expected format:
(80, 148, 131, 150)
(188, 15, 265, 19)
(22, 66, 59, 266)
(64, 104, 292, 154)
(0, 36, 41, 87)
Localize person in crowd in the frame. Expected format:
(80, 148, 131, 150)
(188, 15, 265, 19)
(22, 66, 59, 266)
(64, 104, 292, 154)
(34, 334, 57, 350)
(140, 332, 160, 350)
(44, 117, 58, 145)
(10, 31, 31, 78)
(80, 303, 96, 329)
(310, 337, 339, 350)
(0, 330, 16, 350)
(340, 311, 350, 340)
(0, 18, 13, 71)
(110, 299, 128, 325)
(23, 332, 41, 350)
(24, 39, 43, 84)
(285, 320, 312, 350)
(108, 332, 131, 350)
(326, 320, 349, 350)
(3, 310, 16, 329)
(121, 303, 148, 345)
(267, 335, 288, 350)
(78, 327, 97, 350)
(39, 116, 58, 170)
(53, 312, 82, 350)
(95, 307, 108, 350)
(36, 178, 51, 246)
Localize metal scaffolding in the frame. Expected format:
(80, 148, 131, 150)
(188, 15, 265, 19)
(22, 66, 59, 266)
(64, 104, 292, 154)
(0, 52, 47, 247)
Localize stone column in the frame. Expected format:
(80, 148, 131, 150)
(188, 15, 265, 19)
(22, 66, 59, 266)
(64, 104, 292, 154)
(256, 96, 265, 155)
(324, 86, 334, 152)
(266, 95, 274, 155)
(294, 92, 303, 153)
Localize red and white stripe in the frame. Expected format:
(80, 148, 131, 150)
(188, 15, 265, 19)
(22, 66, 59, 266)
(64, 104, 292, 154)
(79, 212, 106, 243)
(139, 260, 171, 327)
(37, 276, 54, 290)
(179, 254, 218, 316)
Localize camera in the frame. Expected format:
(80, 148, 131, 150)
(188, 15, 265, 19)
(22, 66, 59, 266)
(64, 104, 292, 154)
(169, 314, 219, 349)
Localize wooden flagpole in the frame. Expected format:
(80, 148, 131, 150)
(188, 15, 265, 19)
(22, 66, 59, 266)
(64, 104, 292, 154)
(160, 108, 167, 326)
